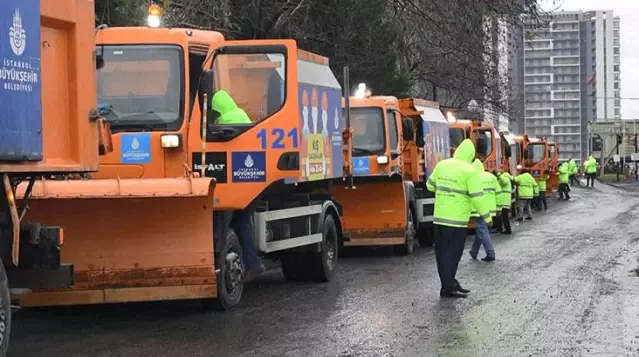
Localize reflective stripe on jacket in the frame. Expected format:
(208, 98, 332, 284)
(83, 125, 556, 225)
(426, 139, 492, 227)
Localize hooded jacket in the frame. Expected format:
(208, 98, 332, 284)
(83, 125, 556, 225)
(470, 159, 501, 218)
(584, 156, 597, 174)
(497, 172, 513, 209)
(426, 139, 492, 227)
(568, 159, 578, 175)
(211, 90, 252, 124)
(537, 173, 549, 193)
(514, 171, 538, 200)
(558, 162, 570, 184)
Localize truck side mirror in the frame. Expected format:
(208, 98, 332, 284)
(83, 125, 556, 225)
(505, 145, 512, 158)
(402, 118, 414, 141)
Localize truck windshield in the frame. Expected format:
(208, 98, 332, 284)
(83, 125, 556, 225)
(345, 107, 385, 156)
(475, 129, 493, 157)
(449, 128, 465, 149)
(526, 143, 546, 164)
(97, 45, 184, 131)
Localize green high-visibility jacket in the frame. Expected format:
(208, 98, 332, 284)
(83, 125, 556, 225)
(426, 139, 492, 227)
(537, 173, 548, 192)
(568, 159, 578, 175)
(211, 90, 252, 124)
(558, 163, 570, 183)
(514, 172, 538, 200)
(584, 156, 597, 174)
(497, 172, 513, 209)
(470, 159, 501, 217)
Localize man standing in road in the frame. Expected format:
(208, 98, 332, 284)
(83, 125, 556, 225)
(584, 155, 598, 188)
(427, 139, 491, 298)
(514, 165, 537, 221)
(212, 90, 266, 282)
(536, 173, 549, 211)
(495, 170, 513, 234)
(468, 159, 497, 262)
(558, 162, 571, 200)
(568, 158, 578, 187)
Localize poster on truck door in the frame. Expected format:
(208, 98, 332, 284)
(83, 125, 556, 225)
(418, 105, 450, 182)
(0, 0, 42, 161)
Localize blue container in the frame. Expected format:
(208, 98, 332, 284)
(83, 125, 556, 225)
(0, 0, 42, 161)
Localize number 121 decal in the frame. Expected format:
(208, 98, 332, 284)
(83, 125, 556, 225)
(257, 128, 299, 149)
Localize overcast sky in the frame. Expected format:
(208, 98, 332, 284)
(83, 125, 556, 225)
(540, 0, 639, 119)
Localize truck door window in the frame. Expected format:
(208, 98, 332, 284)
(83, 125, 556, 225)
(549, 144, 556, 159)
(344, 107, 385, 156)
(475, 129, 493, 158)
(97, 45, 184, 132)
(449, 128, 465, 149)
(210, 52, 285, 124)
(386, 110, 399, 152)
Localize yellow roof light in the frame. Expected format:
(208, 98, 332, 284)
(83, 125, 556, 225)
(147, 4, 162, 28)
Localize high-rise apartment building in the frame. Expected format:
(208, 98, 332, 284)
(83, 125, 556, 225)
(516, 10, 621, 163)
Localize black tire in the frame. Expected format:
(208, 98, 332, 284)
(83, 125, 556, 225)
(0, 259, 10, 357)
(394, 208, 416, 256)
(280, 253, 309, 282)
(310, 214, 339, 283)
(417, 223, 434, 247)
(202, 229, 244, 311)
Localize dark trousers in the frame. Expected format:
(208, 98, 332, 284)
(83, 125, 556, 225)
(434, 224, 467, 292)
(558, 183, 570, 200)
(569, 174, 578, 186)
(230, 209, 262, 270)
(493, 208, 512, 233)
(586, 173, 596, 187)
(538, 193, 547, 210)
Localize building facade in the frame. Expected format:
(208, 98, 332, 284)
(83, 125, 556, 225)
(517, 10, 621, 163)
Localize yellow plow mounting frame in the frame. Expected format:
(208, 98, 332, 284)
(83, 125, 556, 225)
(334, 182, 407, 246)
(14, 177, 217, 307)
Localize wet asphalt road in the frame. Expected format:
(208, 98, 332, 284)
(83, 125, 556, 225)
(8, 183, 639, 357)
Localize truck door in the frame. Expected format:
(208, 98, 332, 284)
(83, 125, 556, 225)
(472, 128, 495, 170)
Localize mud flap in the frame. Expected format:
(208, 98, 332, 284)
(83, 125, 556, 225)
(13, 178, 217, 307)
(333, 181, 407, 246)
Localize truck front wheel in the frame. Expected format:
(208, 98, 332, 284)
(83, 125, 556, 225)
(310, 214, 338, 282)
(203, 229, 244, 311)
(0, 259, 11, 357)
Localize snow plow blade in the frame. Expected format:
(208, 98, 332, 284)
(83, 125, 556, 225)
(334, 182, 407, 246)
(13, 178, 217, 307)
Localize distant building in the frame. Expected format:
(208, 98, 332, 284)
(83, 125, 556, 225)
(513, 10, 621, 163)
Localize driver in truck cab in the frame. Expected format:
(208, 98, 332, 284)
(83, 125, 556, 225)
(211, 89, 265, 282)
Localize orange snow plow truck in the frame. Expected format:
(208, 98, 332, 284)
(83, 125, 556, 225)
(16, 5, 352, 312)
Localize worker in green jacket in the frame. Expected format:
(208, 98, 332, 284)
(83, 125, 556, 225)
(536, 173, 549, 211)
(468, 159, 497, 261)
(211, 90, 252, 124)
(426, 139, 490, 298)
(584, 155, 598, 188)
(514, 165, 537, 221)
(211, 90, 264, 282)
(494, 171, 513, 234)
(558, 162, 571, 200)
(568, 158, 578, 187)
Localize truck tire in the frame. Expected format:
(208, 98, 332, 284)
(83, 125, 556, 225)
(417, 223, 434, 247)
(0, 259, 10, 357)
(310, 214, 338, 283)
(202, 229, 244, 311)
(280, 253, 309, 282)
(394, 208, 416, 256)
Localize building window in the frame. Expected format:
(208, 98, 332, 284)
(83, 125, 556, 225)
(614, 47, 620, 54)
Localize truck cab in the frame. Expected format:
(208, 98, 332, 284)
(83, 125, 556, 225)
(448, 119, 502, 172)
(514, 135, 549, 179)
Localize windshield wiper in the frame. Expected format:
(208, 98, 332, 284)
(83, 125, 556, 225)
(115, 111, 159, 121)
(352, 147, 376, 155)
(109, 120, 164, 131)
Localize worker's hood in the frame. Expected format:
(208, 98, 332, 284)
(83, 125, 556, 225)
(211, 90, 239, 114)
(472, 158, 484, 172)
(589, 155, 595, 161)
(453, 138, 475, 162)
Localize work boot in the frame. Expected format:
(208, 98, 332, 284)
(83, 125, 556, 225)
(440, 289, 468, 298)
(469, 251, 477, 260)
(242, 264, 266, 283)
(455, 285, 471, 294)
(525, 216, 533, 220)
(482, 256, 496, 262)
